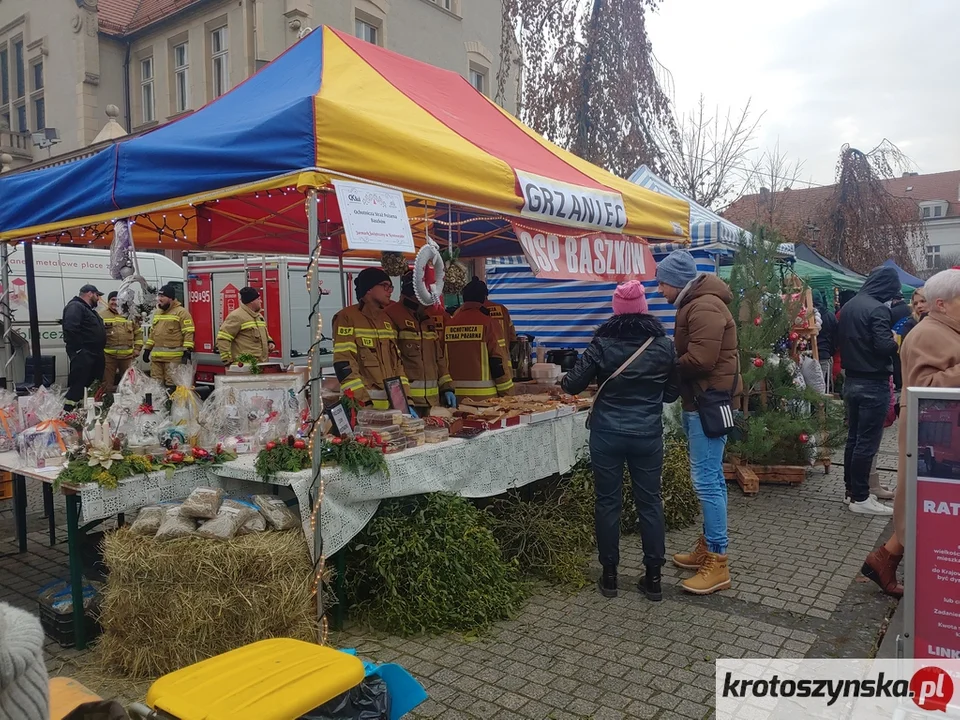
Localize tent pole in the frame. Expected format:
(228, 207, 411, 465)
(23, 242, 42, 387)
(0, 242, 10, 389)
(338, 253, 346, 308)
(306, 189, 324, 631)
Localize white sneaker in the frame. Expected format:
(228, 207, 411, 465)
(849, 496, 894, 516)
(844, 494, 878, 505)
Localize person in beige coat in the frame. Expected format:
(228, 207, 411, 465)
(861, 269, 960, 597)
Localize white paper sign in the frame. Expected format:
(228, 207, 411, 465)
(333, 180, 415, 253)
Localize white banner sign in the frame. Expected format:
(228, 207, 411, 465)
(333, 180, 415, 253)
(516, 170, 628, 232)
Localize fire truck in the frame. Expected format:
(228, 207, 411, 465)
(184, 255, 390, 386)
(917, 404, 960, 477)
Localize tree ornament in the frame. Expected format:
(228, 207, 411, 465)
(799, 433, 809, 444)
(789, 331, 799, 342)
(441, 245, 468, 294)
(380, 251, 409, 277)
(754, 317, 762, 326)
(753, 357, 764, 368)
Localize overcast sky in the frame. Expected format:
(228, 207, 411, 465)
(646, 0, 960, 189)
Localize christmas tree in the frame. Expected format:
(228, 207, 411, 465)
(726, 226, 846, 466)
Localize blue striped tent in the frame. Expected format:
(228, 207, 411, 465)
(485, 167, 763, 351)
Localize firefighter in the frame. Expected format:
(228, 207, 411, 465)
(332, 268, 410, 410)
(477, 278, 517, 347)
(217, 286, 276, 366)
(142, 285, 195, 385)
(100, 291, 143, 391)
(445, 277, 514, 402)
(385, 272, 455, 413)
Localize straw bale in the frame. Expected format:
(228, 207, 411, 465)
(97, 528, 320, 678)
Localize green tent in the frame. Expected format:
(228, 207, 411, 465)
(719, 259, 914, 298)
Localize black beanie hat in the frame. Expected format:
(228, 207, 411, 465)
(240, 286, 260, 304)
(355, 267, 391, 300)
(108, 291, 118, 301)
(158, 284, 177, 299)
(462, 276, 488, 303)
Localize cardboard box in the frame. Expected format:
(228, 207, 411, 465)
(520, 409, 558, 424)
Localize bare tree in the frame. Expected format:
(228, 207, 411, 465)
(653, 95, 764, 210)
(497, 0, 675, 177)
(816, 141, 926, 274)
(922, 251, 960, 278)
(724, 142, 806, 230)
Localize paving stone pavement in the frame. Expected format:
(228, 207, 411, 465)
(0, 426, 902, 718)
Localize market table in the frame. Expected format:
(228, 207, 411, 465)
(210, 411, 591, 557)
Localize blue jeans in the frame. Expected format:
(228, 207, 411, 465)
(843, 376, 890, 502)
(682, 411, 729, 554)
(589, 431, 665, 569)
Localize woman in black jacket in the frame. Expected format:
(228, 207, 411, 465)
(561, 281, 680, 601)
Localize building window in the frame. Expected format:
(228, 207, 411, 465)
(32, 61, 42, 92)
(434, 0, 454, 9)
(33, 96, 44, 131)
(211, 26, 229, 98)
(469, 68, 487, 94)
(15, 103, 25, 132)
(173, 42, 189, 112)
(355, 19, 378, 45)
(922, 206, 932, 219)
(935, 205, 943, 218)
(926, 245, 941, 269)
(140, 57, 155, 123)
(0, 49, 8, 105)
(13, 40, 24, 99)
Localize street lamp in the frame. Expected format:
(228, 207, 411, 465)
(31, 128, 61, 155)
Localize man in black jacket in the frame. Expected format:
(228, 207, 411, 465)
(838, 267, 900, 516)
(814, 290, 837, 393)
(62, 284, 106, 409)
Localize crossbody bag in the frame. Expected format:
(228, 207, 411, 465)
(694, 354, 741, 439)
(585, 337, 654, 430)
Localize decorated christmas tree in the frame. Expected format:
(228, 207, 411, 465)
(726, 226, 846, 467)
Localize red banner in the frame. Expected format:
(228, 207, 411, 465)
(512, 221, 655, 282)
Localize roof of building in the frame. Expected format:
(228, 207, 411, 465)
(724, 169, 960, 233)
(98, 0, 206, 36)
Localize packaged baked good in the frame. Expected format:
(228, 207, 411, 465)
(356, 409, 404, 427)
(354, 424, 401, 442)
(195, 499, 257, 540)
(180, 487, 224, 520)
(251, 494, 300, 531)
(155, 505, 197, 540)
(424, 426, 449, 444)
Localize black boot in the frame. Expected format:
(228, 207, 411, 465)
(598, 565, 617, 598)
(639, 564, 662, 602)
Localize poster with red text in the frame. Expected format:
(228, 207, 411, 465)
(912, 398, 960, 659)
(511, 220, 656, 282)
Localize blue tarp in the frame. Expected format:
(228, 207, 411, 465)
(881, 259, 924, 288)
(0, 30, 323, 235)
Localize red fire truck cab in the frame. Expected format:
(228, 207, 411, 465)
(917, 405, 960, 477)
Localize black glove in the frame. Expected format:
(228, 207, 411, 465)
(181, 350, 193, 364)
(142, 348, 151, 363)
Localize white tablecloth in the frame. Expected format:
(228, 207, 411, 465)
(211, 412, 590, 556)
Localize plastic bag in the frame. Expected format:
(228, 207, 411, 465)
(117, 274, 157, 324)
(155, 505, 197, 540)
(301, 675, 391, 720)
(16, 386, 78, 466)
(130, 505, 167, 536)
(198, 388, 245, 444)
(251, 494, 300, 531)
(235, 497, 267, 535)
(169, 364, 202, 443)
(109, 219, 135, 280)
(180, 487, 224, 519)
(195, 498, 256, 540)
(0, 388, 22, 452)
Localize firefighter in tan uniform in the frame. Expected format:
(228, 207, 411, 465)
(333, 268, 411, 411)
(100, 291, 143, 391)
(142, 285, 195, 385)
(445, 277, 514, 402)
(216, 286, 276, 365)
(385, 272, 456, 413)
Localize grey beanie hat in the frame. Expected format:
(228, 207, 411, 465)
(0, 602, 49, 720)
(656, 249, 698, 288)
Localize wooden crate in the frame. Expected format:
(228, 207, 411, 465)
(0, 471, 11, 501)
(724, 458, 808, 495)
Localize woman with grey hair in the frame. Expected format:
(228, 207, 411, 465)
(862, 269, 960, 597)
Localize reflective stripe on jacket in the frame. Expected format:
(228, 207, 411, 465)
(333, 302, 409, 410)
(445, 301, 513, 401)
(99, 307, 142, 357)
(484, 301, 517, 345)
(385, 298, 452, 407)
(217, 304, 273, 363)
(146, 301, 195, 359)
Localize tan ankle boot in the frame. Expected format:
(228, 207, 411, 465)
(672, 536, 707, 569)
(681, 552, 731, 595)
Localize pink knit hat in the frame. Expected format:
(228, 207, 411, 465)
(612, 280, 648, 315)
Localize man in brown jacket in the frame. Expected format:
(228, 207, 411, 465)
(861, 268, 960, 598)
(658, 249, 738, 596)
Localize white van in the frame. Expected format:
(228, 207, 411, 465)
(3, 245, 183, 386)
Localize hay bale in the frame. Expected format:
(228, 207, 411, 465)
(98, 528, 319, 678)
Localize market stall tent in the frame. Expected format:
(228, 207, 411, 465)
(881, 259, 924, 289)
(0, 27, 688, 255)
